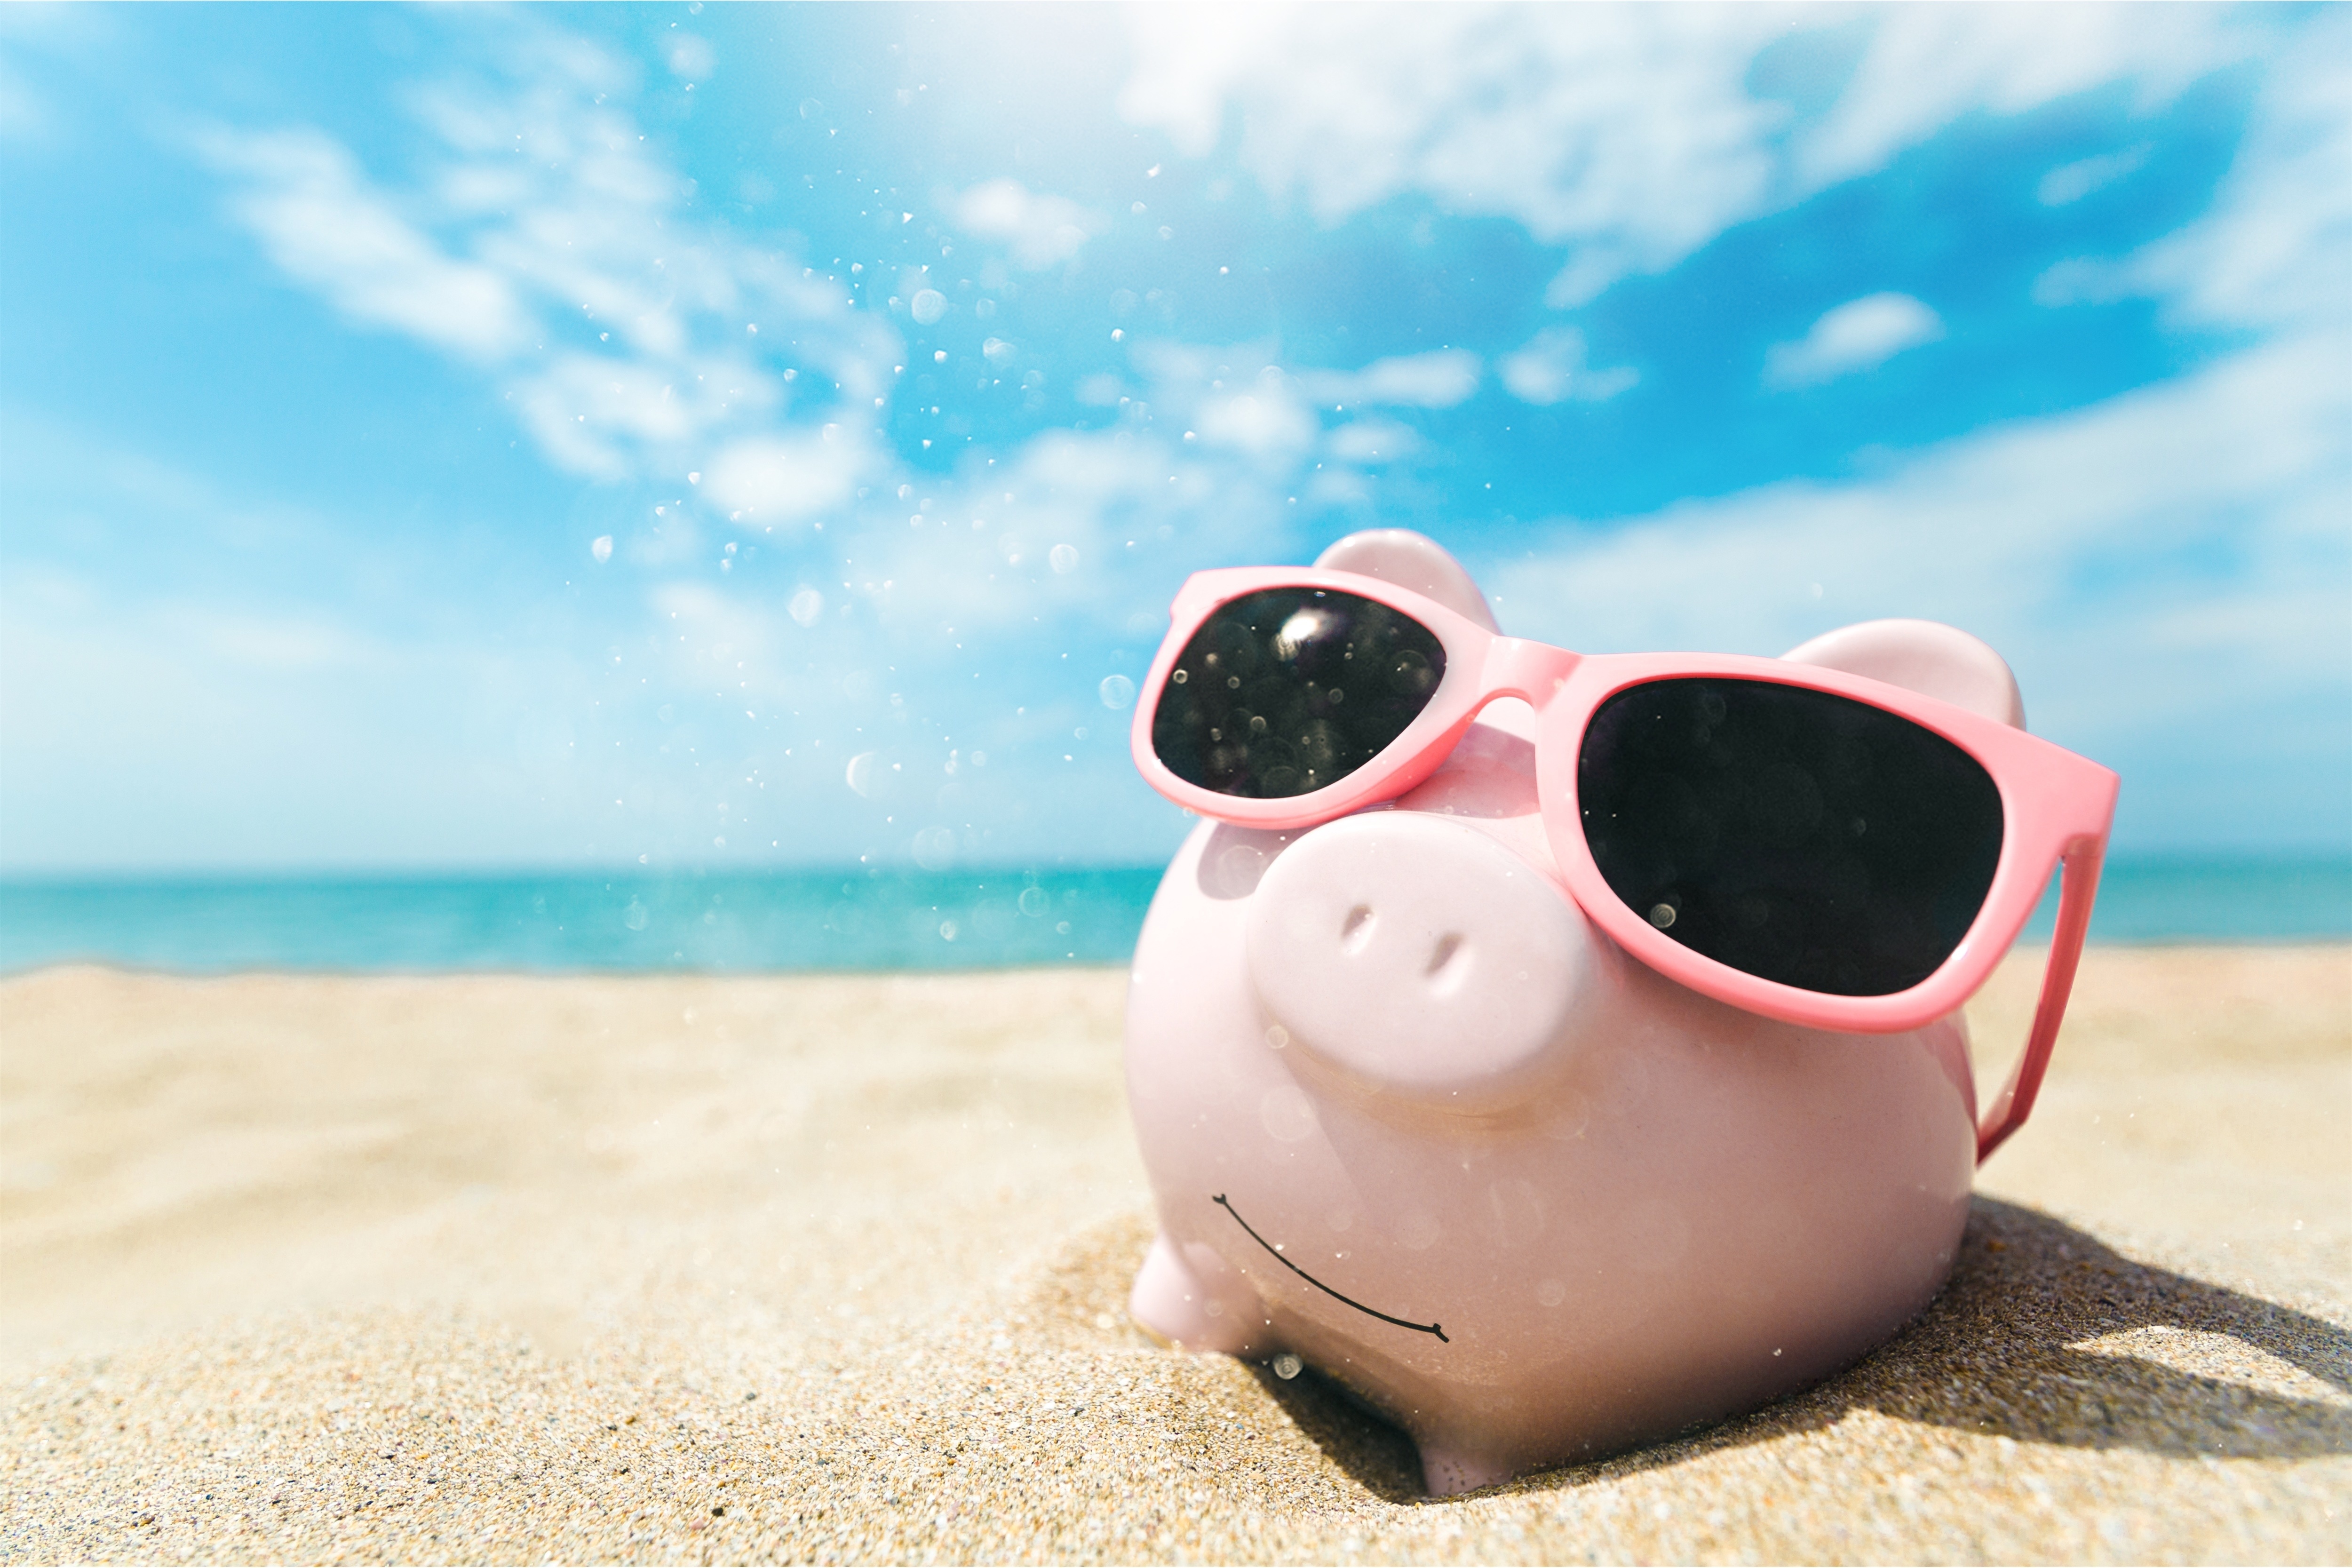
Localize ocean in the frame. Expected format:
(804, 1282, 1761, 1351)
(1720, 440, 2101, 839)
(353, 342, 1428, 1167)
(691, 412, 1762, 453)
(0, 855, 2345, 976)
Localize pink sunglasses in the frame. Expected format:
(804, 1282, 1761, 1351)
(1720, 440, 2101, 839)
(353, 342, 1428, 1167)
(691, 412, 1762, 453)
(1129, 566, 2119, 1162)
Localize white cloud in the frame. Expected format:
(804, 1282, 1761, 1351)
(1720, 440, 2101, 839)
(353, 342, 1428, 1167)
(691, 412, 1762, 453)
(1120, 6, 2267, 306)
(1194, 390, 1317, 456)
(1764, 293, 1944, 388)
(948, 178, 1102, 269)
(701, 430, 869, 528)
(1498, 328, 1638, 406)
(514, 350, 779, 482)
(1327, 418, 1419, 464)
(194, 127, 532, 361)
(1297, 350, 1480, 409)
(2029, 255, 2133, 310)
(1122, 7, 1782, 305)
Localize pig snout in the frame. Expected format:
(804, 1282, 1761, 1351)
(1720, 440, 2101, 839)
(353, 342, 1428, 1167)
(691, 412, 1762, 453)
(1243, 812, 1591, 1104)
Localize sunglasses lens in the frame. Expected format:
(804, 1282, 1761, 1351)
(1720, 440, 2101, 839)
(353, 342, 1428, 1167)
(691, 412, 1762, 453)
(1152, 588, 1447, 798)
(1578, 678, 2002, 997)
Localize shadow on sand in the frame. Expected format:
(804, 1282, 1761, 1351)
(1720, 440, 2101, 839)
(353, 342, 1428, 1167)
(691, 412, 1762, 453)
(1247, 1196, 2352, 1502)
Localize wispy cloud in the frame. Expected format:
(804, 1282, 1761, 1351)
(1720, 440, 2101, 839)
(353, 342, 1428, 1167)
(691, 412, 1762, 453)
(191, 24, 892, 498)
(1792, 7, 2249, 189)
(2037, 143, 2153, 207)
(1497, 328, 1637, 406)
(1120, 5, 2264, 307)
(2122, 12, 2352, 334)
(194, 127, 532, 361)
(1296, 350, 1480, 410)
(1764, 293, 1944, 389)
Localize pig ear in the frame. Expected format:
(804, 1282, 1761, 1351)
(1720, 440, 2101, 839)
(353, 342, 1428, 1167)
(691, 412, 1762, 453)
(1781, 619, 2026, 730)
(1314, 529, 1500, 632)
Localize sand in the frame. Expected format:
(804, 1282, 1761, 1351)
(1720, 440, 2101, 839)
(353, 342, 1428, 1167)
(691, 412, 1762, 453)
(1, 946, 2346, 1563)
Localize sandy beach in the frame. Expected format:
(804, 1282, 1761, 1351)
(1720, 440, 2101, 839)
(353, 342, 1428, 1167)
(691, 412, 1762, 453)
(2, 946, 2346, 1563)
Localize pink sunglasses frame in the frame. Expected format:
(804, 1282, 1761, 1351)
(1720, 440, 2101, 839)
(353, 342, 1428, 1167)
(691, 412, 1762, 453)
(1130, 565, 2120, 1163)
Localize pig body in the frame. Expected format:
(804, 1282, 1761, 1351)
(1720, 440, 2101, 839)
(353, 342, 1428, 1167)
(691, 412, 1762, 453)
(1123, 534, 1989, 1496)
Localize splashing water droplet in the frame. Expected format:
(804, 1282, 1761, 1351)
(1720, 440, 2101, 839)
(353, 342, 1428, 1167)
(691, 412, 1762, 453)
(910, 288, 946, 325)
(1272, 1353, 1302, 1380)
(1049, 543, 1079, 574)
(591, 535, 614, 564)
(1017, 886, 1049, 917)
(1098, 674, 1135, 709)
(788, 588, 825, 627)
(622, 899, 650, 931)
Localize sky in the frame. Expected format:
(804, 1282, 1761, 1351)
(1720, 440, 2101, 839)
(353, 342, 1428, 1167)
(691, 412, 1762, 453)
(2, 3, 2346, 876)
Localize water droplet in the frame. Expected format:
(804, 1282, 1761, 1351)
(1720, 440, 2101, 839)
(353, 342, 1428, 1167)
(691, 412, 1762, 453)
(1017, 886, 1049, 917)
(591, 535, 614, 564)
(1648, 902, 1677, 928)
(982, 336, 1016, 367)
(910, 288, 946, 325)
(1272, 1353, 1302, 1380)
(1049, 543, 1079, 573)
(1098, 674, 1134, 709)
(788, 588, 825, 627)
(622, 899, 650, 931)
(846, 752, 881, 797)
(913, 825, 957, 870)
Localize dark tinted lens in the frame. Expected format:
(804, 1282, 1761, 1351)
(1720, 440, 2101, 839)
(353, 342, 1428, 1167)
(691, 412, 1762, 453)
(1152, 588, 1447, 798)
(1578, 678, 2002, 997)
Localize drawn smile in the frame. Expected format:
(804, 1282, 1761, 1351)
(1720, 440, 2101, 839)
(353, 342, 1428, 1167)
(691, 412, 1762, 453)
(1212, 1194, 1448, 1343)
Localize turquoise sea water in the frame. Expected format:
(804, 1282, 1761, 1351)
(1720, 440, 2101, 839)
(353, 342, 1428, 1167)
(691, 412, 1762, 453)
(0, 856, 2345, 976)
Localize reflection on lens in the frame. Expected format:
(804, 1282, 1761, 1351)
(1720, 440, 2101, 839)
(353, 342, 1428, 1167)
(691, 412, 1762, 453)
(1152, 588, 1446, 797)
(1578, 678, 2002, 997)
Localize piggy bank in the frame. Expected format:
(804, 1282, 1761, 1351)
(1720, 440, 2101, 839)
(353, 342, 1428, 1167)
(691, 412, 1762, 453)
(1124, 531, 2036, 1496)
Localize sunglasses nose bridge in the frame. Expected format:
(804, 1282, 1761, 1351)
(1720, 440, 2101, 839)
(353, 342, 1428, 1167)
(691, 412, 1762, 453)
(1478, 638, 1580, 708)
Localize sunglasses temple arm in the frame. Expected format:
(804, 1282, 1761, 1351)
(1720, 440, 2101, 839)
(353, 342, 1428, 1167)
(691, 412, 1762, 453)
(1975, 836, 2107, 1165)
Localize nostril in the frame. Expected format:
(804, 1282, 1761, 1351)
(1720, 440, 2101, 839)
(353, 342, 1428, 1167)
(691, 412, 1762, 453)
(1411, 931, 1468, 992)
(1424, 932, 1462, 976)
(1340, 904, 1376, 955)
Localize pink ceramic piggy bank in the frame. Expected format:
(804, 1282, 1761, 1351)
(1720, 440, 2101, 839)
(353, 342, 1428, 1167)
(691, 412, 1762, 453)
(1125, 531, 2033, 1496)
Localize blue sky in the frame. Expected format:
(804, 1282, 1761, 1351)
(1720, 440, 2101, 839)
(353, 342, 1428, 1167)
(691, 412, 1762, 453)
(2, 3, 2346, 875)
